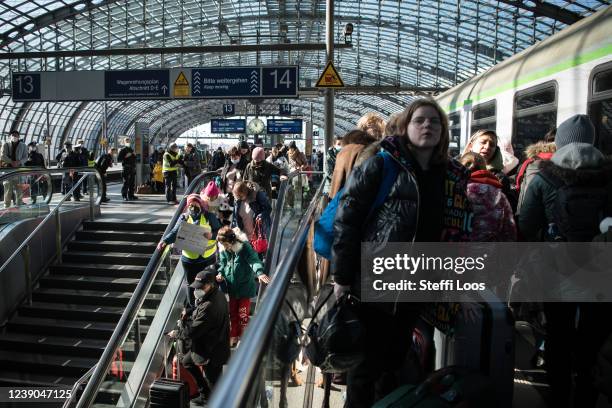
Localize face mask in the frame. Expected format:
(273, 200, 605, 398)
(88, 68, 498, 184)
(231, 158, 240, 165)
(335, 146, 341, 152)
(194, 289, 206, 299)
(29, 147, 36, 153)
(11, 136, 19, 143)
(189, 208, 201, 218)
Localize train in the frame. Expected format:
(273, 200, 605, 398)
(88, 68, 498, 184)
(436, 5, 612, 158)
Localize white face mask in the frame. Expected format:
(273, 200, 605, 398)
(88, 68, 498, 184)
(231, 158, 240, 165)
(194, 288, 206, 299)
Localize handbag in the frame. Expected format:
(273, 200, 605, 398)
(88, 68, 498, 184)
(304, 290, 364, 373)
(250, 217, 268, 254)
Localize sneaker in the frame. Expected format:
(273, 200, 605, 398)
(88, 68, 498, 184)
(123, 197, 129, 202)
(74, 197, 81, 202)
(191, 394, 209, 406)
(101, 197, 110, 203)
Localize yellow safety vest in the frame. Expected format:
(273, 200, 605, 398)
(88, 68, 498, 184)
(163, 151, 180, 172)
(182, 215, 217, 260)
(88, 159, 95, 167)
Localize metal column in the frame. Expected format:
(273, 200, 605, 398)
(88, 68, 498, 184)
(324, 0, 334, 174)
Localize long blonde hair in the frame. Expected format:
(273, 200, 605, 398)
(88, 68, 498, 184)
(462, 129, 498, 156)
(395, 99, 450, 165)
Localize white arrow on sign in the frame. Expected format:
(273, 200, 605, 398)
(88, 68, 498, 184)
(161, 85, 168, 94)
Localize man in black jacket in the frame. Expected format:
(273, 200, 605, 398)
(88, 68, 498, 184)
(96, 147, 116, 203)
(169, 268, 230, 405)
(25, 141, 46, 204)
(209, 147, 226, 171)
(243, 146, 285, 198)
(117, 137, 137, 201)
(56, 141, 83, 201)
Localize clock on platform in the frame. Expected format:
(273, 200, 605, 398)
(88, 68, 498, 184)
(247, 118, 265, 135)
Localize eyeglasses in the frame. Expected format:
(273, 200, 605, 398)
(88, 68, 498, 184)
(410, 117, 442, 127)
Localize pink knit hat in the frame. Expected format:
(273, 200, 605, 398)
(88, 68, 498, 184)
(202, 181, 220, 198)
(252, 147, 265, 162)
(186, 194, 208, 211)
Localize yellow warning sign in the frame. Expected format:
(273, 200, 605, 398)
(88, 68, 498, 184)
(316, 61, 344, 88)
(174, 72, 189, 97)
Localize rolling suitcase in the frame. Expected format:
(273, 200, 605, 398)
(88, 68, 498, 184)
(149, 339, 189, 408)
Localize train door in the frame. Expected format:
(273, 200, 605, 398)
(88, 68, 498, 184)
(448, 111, 462, 157)
(512, 82, 558, 159)
(588, 62, 612, 156)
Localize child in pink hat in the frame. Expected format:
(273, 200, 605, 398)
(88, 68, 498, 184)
(200, 180, 222, 216)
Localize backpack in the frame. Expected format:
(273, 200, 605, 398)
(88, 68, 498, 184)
(313, 151, 399, 260)
(539, 172, 610, 242)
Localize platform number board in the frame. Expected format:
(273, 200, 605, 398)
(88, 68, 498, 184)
(12, 73, 41, 100)
(223, 104, 235, 115)
(279, 104, 292, 115)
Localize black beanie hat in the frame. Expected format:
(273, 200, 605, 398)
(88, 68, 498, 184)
(555, 114, 595, 149)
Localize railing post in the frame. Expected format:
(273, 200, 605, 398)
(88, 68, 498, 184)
(89, 174, 95, 221)
(295, 173, 303, 210)
(23, 244, 32, 305)
(55, 210, 62, 264)
(134, 318, 142, 355)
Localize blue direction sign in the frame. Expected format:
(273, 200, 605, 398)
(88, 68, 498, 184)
(211, 119, 246, 134)
(192, 68, 258, 97)
(267, 119, 303, 134)
(12, 73, 41, 101)
(105, 70, 170, 99)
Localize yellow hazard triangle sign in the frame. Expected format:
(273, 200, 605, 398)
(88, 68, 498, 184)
(174, 71, 189, 97)
(316, 61, 344, 88)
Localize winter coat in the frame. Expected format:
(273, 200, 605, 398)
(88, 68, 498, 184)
(180, 285, 230, 367)
(95, 154, 113, 174)
(515, 142, 556, 217)
(118, 146, 136, 167)
(1, 141, 28, 167)
(56, 150, 82, 168)
(183, 151, 202, 178)
(329, 144, 366, 198)
(487, 147, 518, 212)
(218, 230, 265, 298)
(288, 149, 307, 170)
(519, 143, 612, 242)
(163, 211, 222, 262)
(25, 151, 45, 167)
(332, 136, 473, 305)
(232, 189, 272, 237)
(326, 146, 338, 177)
(244, 160, 283, 198)
(467, 170, 517, 241)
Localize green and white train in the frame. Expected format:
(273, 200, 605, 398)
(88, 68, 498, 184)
(437, 5, 612, 158)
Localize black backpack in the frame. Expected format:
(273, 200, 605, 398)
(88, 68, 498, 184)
(539, 172, 610, 242)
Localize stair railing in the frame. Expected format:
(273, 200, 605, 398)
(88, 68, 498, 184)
(0, 168, 103, 306)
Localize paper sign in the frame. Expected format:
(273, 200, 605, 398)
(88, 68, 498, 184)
(174, 222, 211, 253)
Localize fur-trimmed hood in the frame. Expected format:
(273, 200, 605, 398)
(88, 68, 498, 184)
(525, 141, 556, 159)
(218, 227, 249, 253)
(540, 144, 612, 186)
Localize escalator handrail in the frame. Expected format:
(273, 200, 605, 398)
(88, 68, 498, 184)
(0, 168, 103, 274)
(209, 173, 327, 408)
(74, 170, 220, 408)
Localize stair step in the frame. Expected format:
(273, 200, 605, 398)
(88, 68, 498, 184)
(0, 333, 138, 360)
(0, 370, 78, 387)
(33, 288, 163, 308)
(49, 264, 146, 278)
(83, 221, 167, 233)
(75, 230, 161, 243)
(0, 350, 99, 377)
(96, 381, 127, 405)
(67, 241, 157, 254)
(7, 316, 117, 339)
(61, 251, 151, 266)
(18, 302, 157, 323)
(39, 275, 167, 294)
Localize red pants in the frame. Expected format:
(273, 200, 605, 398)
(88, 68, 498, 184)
(229, 297, 251, 338)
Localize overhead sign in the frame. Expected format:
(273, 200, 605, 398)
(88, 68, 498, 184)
(279, 103, 292, 115)
(267, 119, 303, 134)
(316, 61, 344, 88)
(173, 71, 190, 97)
(211, 119, 246, 134)
(105, 70, 170, 99)
(11, 65, 298, 102)
(223, 104, 235, 115)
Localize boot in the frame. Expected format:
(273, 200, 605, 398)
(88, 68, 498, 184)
(191, 393, 208, 406)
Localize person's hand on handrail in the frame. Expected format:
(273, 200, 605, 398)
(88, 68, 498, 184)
(156, 241, 167, 251)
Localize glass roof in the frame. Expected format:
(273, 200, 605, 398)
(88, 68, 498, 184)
(0, 0, 608, 155)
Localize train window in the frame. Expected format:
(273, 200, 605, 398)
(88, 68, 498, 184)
(513, 82, 558, 158)
(589, 63, 612, 156)
(448, 112, 461, 149)
(471, 100, 496, 135)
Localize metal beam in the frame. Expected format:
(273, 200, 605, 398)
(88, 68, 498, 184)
(59, 102, 88, 147)
(299, 86, 448, 95)
(0, 43, 353, 60)
(0, 0, 123, 48)
(496, 0, 583, 25)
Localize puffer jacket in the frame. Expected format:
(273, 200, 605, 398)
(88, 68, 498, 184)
(487, 147, 518, 212)
(179, 285, 230, 367)
(515, 142, 556, 217)
(467, 170, 517, 241)
(332, 136, 472, 303)
(244, 160, 283, 198)
(519, 143, 612, 242)
(218, 229, 265, 298)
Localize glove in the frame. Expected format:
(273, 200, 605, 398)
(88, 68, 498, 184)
(334, 283, 351, 300)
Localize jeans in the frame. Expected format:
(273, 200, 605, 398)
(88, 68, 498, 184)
(164, 171, 178, 202)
